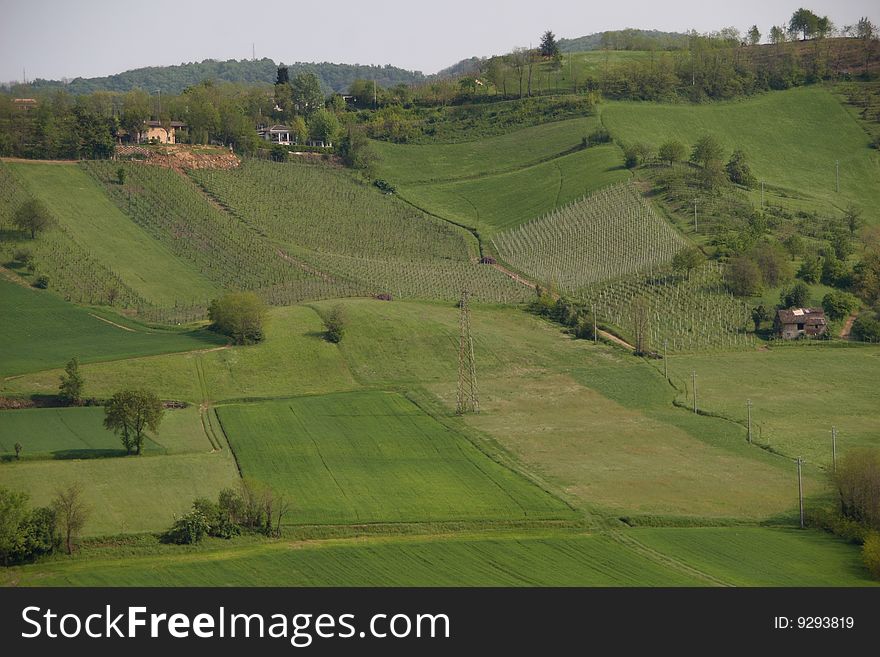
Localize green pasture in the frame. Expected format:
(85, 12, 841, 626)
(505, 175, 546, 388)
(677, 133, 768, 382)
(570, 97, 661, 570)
(4, 526, 871, 586)
(0, 279, 224, 377)
(0, 449, 239, 535)
(216, 391, 572, 524)
(602, 86, 880, 221)
(669, 346, 880, 467)
(1, 304, 355, 401)
(401, 145, 629, 233)
(7, 162, 218, 303)
(0, 405, 209, 460)
(373, 116, 600, 184)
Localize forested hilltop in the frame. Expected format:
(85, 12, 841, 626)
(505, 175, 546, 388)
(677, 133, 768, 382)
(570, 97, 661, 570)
(16, 58, 426, 95)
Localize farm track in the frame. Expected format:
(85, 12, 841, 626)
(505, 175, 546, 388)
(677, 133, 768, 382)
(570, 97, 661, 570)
(0, 265, 31, 288)
(609, 530, 732, 587)
(839, 313, 857, 339)
(88, 313, 137, 332)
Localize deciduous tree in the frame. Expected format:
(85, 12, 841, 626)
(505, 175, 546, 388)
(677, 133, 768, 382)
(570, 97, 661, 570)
(103, 390, 164, 455)
(13, 199, 54, 239)
(208, 292, 267, 345)
(59, 357, 84, 405)
(52, 484, 88, 555)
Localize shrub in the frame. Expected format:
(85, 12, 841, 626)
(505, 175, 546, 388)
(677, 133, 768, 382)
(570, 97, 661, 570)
(33, 275, 49, 289)
(374, 293, 393, 301)
(797, 257, 822, 283)
(863, 532, 880, 579)
(725, 149, 756, 187)
(164, 507, 210, 545)
(852, 313, 880, 342)
(822, 291, 860, 321)
(208, 292, 267, 345)
(725, 256, 762, 296)
(479, 256, 497, 265)
(270, 144, 289, 162)
(323, 304, 347, 343)
(585, 127, 611, 146)
(623, 142, 652, 169)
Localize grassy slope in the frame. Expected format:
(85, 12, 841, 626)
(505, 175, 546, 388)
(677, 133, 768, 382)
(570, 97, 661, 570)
(0, 406, 208, 459)
(4, 532, 696, 587)
(1, 304, 356, 402)
(1, 450, 239, 535)
(373, 117, 600, 184)
(0, 279, 224, 377)
(218, 391, 571, 524)
(669, 346, 880, 467)
(402, 145, 630, 233)
(8, 162, 218, 303)
(6, 527, 872, 587)
(635, 527, 875, 586)
(602, 86, 880, 221)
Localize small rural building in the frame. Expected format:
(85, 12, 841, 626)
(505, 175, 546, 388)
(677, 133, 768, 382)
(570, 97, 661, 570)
(306, 138, 332, 149)
(141, 120, 186, 144)
(258, 125, 293, 145)
(774, 307, 828, 339)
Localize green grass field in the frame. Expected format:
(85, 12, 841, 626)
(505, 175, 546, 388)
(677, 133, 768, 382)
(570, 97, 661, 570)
(398, 145, 629, 234)
(373, 116, 600, 184)
(1, 449, 239, 535)
(0, 405, 209, 460)
(4, 526, 872, 587)
(8, 162, 218, 304)
(216, 391, 572, 524)
(669, 346, 880, 467)
(602, 86, 880, 222)
(0, 279, 224, 377)
(1, 304, 356, 402)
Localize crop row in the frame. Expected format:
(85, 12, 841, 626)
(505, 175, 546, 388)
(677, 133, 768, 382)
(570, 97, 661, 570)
(491, 183, 686, 289)
(581, 263, 757, 353)
(189, 159, 474, 261)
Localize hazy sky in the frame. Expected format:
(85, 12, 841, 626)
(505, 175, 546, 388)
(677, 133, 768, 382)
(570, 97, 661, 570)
(1, 0, 878, 82)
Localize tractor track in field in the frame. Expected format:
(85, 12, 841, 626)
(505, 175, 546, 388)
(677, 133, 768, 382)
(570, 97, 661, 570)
(609, 530, 732, 587)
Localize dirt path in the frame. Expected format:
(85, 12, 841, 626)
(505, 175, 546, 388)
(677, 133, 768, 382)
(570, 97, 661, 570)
(88, 313, 138, 332)
(0, 265, 31, 288)
(489, 263, 636, 351)
(276, 249, 335, 282)
(839, 313, 857, 339)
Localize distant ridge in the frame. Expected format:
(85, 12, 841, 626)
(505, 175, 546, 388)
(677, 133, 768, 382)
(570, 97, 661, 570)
(559, 29, 689, 52)
(18, 58, 426, 95)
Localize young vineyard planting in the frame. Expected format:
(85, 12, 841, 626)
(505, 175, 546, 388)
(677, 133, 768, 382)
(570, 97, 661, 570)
(0, 162, 147, 309)
(189, 159, 474, 261)
(582, 262, 757, 353)
(491, 183, 686, 290)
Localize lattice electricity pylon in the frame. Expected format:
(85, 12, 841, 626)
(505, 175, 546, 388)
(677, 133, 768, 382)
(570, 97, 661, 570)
(456, 290, 479, 414)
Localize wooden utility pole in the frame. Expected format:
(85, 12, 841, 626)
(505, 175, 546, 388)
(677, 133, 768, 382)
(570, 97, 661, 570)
(591, 303, 597, 344)
(797, 457, 805, 529)
(692, 370, 697, 414)
(836, 160, 840, 193)
(831, 426, 837, 473)
(761, 180, 764, 208)
(747, 399, 752, 444)
(693, 198, 698, 232)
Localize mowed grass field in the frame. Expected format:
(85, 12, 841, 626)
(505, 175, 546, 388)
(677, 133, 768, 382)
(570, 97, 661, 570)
(668, 346, 880, 467)
(602, 86, 880, 221)
(401, 145, 629, 233)
(216, 391, 572, 524)
(5, 527, 873, 587)
(0, 279, 224, 377)
(1, 304, 355, 401)
(8, 162, 218, 303)
(0, 405, 209, 460)
(373, 116, 600, 184)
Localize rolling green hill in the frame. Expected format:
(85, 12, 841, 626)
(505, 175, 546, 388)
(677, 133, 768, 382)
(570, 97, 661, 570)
(602, 86, 880, 222)
(0, 279, 223, 377)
